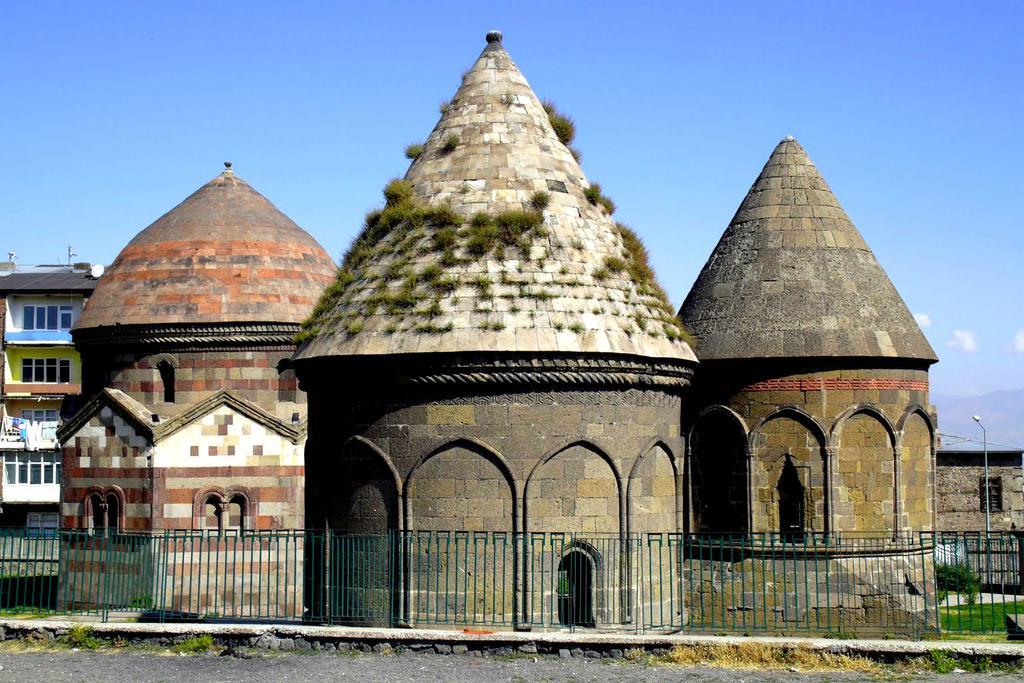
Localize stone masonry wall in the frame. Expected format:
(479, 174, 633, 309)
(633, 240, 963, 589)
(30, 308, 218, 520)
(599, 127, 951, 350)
(60, 406, 153, 531)
(936, 454, 1024, 531)
(84, 348, 304, 420)
(692, 363, 935, 535)
(306, 387, 683, 538)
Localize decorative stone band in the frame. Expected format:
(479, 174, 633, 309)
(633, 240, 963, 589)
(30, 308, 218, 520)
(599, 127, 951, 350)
(741, 377, 929, 393)
(72, 322, 301, 350)
(299, 353, 694, 393)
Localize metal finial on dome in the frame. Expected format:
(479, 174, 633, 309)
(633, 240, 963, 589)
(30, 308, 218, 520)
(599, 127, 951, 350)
(224, 161, 233, 172)
(783, 135, 794, 141)
(486, 30, 502, 44)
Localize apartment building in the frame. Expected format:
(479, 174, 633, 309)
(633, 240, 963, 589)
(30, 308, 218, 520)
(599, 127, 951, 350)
(0, 263, 99, 529)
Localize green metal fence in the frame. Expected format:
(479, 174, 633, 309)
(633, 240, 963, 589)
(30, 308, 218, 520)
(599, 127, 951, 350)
(930, 531, 1024, 635)
(2, 528, 1020, 637)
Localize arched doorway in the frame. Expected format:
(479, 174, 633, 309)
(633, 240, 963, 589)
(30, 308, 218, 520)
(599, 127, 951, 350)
(690, 409, 748, 534)
(777, 455, 805, 542)
(557, 549, 595, 627)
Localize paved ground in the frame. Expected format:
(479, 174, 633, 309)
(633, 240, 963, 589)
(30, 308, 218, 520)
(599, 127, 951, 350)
(0, 650, 1012, 682)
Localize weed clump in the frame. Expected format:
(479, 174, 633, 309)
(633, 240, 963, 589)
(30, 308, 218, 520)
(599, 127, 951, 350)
(542, 100, 576, 146)
(63, 625, 102, 650)
(173, 634, 215, 655)
(404, 143, 425, 160)
(583, 183, 616, 214)
(529, 191, 551, 211)
(441, 134, 460, 154)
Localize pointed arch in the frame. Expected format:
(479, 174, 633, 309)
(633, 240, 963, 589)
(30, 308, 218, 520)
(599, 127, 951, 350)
(329, 435, 402, 533)
(404, 436, 517, 533)
(687, 404, 749, 442)
(627, 440, 679, 535)
(525, 439, 623, 536)
(896, 403, 936, 445)
(829, 404, 897, 449)
(748, 406, 827, 452)
(528, 438, 624, 494)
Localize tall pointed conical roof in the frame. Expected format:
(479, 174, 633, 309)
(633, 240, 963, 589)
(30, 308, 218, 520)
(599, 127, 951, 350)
(295, 32, 694, 362)
(680, 137, 936, 363)
(74, 166, 336, 334)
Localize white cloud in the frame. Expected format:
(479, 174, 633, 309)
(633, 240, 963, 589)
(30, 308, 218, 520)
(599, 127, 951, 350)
(1012, 329, 1024, 354)
(914, 313, 931, 328)
(947, 329, 979, 353)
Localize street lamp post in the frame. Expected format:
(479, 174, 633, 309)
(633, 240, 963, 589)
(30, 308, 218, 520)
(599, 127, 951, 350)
(973, 415, 990, 535)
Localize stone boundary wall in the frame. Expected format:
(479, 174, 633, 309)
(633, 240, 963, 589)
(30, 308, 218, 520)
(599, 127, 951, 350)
(0, 619, 1022, 664)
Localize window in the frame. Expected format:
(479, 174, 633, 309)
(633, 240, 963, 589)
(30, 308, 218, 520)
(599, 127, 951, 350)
(86, 489, 122, 536)
(21, 409, 58, 423)
(26, 512, 59, 531)
(21, 357, 71, 383)
(1, 452, 61, 485)
(157, 360, 175, 403)
(23, 304, 73, 330)
(198, 492, 247, 533)
(981, 477, 1003, 512)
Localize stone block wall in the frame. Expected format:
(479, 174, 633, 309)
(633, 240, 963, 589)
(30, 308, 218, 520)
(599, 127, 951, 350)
(83, 348, 305, 420)
(151, 405, 305, 530)
(936, 452, 1024, 531)
(60, 406, 153, 531)
(306, 386, 683, 538)
(690, 362, 936, 535)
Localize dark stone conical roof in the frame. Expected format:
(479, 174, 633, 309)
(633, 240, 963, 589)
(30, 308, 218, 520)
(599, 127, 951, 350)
(679, 137, 937, 364)
(295, 33, 694, 362)
(74, 167, 336, 335)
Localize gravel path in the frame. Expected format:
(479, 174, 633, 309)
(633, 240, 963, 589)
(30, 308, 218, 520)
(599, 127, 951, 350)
(0, 650, 1011, 682)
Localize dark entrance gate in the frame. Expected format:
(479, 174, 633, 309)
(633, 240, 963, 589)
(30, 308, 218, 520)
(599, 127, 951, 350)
(557, 549, 595, 627)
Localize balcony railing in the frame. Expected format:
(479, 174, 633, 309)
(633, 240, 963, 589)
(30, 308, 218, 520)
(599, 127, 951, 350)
(0, 417, 59, 450)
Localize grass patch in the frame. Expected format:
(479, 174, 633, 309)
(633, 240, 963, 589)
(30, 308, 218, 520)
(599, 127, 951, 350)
(541, 100, 576, 146)
(404, 143, 424, 160)
(657, 643, 876, 673)
(441, 133, 459, 154)
(529, 191, 550, 211)
(940, 599, 1024, 632)
(62, 625, 102, 650)
(172, 634, 214, 655)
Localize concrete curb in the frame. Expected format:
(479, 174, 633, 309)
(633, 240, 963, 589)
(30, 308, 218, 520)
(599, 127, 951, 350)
(0, 619, 1021, 661)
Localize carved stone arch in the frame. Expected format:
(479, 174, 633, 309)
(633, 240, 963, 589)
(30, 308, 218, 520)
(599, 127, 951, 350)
(830, 404, 898, 534)
(829, 404, 897, 450)
(528, 438, 625, 495)
(687, 404, 750, 443)
(404, 436, 518, 533)
(748, 405, 827, 452)
(103, 485, 127, 532)
(192, 486, 227, 519)
(896, 403, 936, 446)
(407, 436, 519, 501)
(896, 403, 937, 531)
(223, 486, 255, 530)
(346, 435, 403, 497)
(688, 406, 751, 534)
(525, 439, 624, 537)
(627, 440, 679, 535)
(748, 406, 829, 535)
(149, 353, 179, 369)
(331, 435, 402, 534)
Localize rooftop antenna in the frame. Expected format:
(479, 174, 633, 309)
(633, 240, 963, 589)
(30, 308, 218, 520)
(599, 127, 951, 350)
(67, 245, 77, 266)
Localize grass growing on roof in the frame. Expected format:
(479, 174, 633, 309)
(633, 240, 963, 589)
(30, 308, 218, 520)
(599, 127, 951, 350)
(404, 143, 424, 160)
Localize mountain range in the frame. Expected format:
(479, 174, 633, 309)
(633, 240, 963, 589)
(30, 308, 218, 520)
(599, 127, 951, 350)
(933, 389, 1024, 451)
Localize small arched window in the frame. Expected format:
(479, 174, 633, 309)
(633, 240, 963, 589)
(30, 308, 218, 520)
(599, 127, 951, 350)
(105, 492, 121, 534)
(89, 493, 106, 535)
(157, 360, 175, 403)
(204, 495, 223, 533)
(227, 495, 246, 532)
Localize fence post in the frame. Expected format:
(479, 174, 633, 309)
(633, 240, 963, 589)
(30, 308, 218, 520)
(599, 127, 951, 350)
(1014, 530, 1024, 594)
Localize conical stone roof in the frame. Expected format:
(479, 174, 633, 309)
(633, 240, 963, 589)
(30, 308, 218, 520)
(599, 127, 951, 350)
(74, 166, 336, 336)
(679, 137, 937, 363)
(295, 32, 695, 363)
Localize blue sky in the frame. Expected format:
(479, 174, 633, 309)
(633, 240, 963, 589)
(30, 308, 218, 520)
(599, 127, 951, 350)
(2, 1, 1021, 397)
